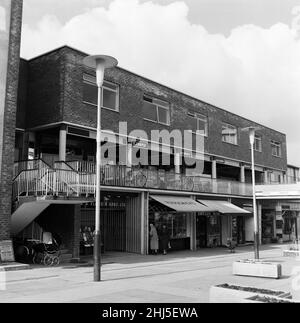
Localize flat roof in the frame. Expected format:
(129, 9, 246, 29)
(21, 45, 286, 136)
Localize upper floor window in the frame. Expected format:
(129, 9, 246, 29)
(254, 135, 262, 152)
(271, 140, 281, 157)
(187, 112, 208, 136)
(83, 74, 119, 111)
(222, 123, 237, 145)
(143, 95, 170, 125)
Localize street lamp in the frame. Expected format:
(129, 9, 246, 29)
(83, 55, 118, 281)
(242, 126, 260, 260)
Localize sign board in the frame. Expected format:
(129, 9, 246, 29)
(0, 240, 15, 262)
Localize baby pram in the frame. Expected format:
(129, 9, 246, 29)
(32, 232, 61, 266)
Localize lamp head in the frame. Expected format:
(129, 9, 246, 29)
(241, 126, 261, 145)
(83, 55, 118, 86)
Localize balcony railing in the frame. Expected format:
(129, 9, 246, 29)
(12, 161, 253, 201)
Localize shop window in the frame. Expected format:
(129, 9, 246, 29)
(83, 74, 119, 111)
(143, 95, 170, 125)
(222, 123, 237, 145)
(150, 210, 187, 239)
(271, 140, 281, 157)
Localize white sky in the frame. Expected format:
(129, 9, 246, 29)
(21, 0, 300, 166)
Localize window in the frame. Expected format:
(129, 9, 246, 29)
(83, 74, 119, 111)
(254, 135, 262, 152)
(143, 95, 170, 125)
(222, 123, 237, 145)
(187, 112, 208, 136)
(271, 140, 281, 157)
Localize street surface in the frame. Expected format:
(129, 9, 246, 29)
(0, 244, 299, 303)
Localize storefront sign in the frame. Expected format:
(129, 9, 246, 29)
(0, 240, 15, 262)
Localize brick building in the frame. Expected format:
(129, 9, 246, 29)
(0, 0, 23, 246)
(6, 44, 298, 261)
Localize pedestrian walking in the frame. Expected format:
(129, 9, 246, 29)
(160, 224, 170, 255)
(149, 223, 159, 255)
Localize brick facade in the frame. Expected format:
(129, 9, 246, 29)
(0, 0, 23, 241)
(17, 46, 287, 172)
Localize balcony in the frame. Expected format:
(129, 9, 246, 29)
(12, 159, 253, 202)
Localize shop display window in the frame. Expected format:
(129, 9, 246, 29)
(149, 208, 188, 239)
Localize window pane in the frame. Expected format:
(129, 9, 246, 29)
(103, 81, 118, 91)
(143, 101, 157, 122)
(222, 124, 237, 144)
(158, 106, 169, 124)
(197, 117, 208, 135)
(83, 82, 97, 105)
(103, 88, 117, 110)
(153, 97, 169, 108)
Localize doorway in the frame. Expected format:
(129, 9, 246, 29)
(196, 215, 207, 248)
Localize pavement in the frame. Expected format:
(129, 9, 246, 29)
(0, 243, 300, 303)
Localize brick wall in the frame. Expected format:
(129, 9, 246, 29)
(0, 0, 23, 241)
(19, 45, 287, 171)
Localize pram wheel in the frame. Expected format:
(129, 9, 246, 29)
(52, 256, 60, 266)
(44, 255, 53, 266)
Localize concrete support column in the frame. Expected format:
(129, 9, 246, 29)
(275, 203, 283, 242)
(240, 164, 245, 183)
(282, 173, 287, 184)
(127, 143, 132, 167)
(264, 169, 269, 184)
(72, 205, 81, 260)
(142, 192, 149, 255)
(257, 202, 262, 245)
(212, 158, 217, 179)
(174, 152, 181, 174)
(59, 125, 67, 161)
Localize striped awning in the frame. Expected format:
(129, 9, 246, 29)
(197, 200, 251, 214)
(150, 195, 215, 212)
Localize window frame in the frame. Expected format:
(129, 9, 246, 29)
(221, 122, 238, 145)
(83, 73, 120, 112)
(187, 112, 208, 136)
(254, 135, 262, 152)
(143, 95, 170, 126)
(271, 140, 282, 157)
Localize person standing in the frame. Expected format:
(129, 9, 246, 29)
(160, 224, 170, 255)
(149, 223, 159, 255)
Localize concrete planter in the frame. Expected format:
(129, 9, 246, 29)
(232, 259, 282, 279)
(209, 284, 291, 303)
(283, 250, 300, 257)
(246, 295, 298, 303)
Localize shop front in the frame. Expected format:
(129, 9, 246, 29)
(196, 199, 252, 247)
(149, 195, 210, 252)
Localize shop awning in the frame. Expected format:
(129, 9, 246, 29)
(197, 200, 251, 214)
(150, 195, 215, 212)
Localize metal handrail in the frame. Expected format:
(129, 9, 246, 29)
(12, 163, 253, 201)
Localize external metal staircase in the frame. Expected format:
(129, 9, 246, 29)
(11, 159, 96, 236)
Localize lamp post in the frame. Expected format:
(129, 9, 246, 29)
(248, 127, 259, 260)
(83, 55, 118, 281)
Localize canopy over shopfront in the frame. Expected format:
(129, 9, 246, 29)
(150, 195, 215, 212)
(197, 200, 251, 214)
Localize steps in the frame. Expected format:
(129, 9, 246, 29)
(59, 249, 73, 263)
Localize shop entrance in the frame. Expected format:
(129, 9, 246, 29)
(232, 216, 246, 245)
(196, 216, 207, 248)
(196, 213, 222, 248)
(80, 194, 128, 255)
